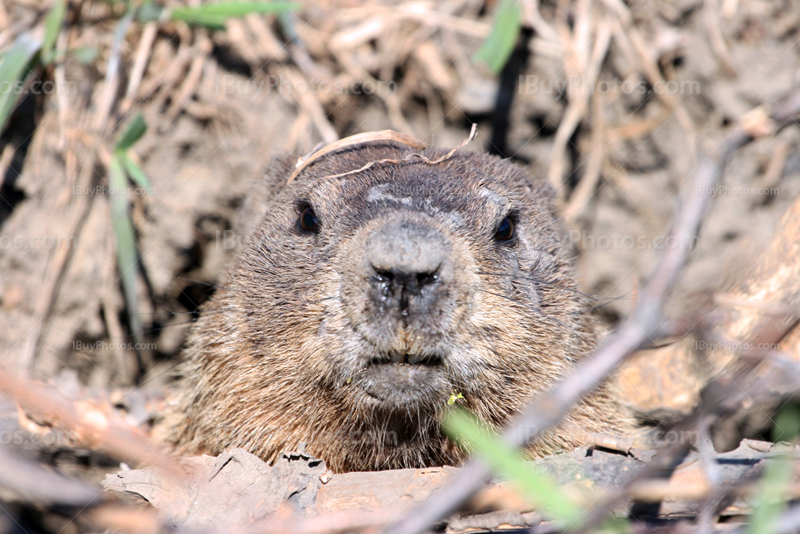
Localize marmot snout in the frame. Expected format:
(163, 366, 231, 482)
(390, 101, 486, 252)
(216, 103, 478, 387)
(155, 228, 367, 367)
(351, 216, 457, 407)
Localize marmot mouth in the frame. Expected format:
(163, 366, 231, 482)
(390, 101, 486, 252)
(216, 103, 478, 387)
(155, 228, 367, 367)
(358, 356, 447, 406)
(368, 352, 443, 366)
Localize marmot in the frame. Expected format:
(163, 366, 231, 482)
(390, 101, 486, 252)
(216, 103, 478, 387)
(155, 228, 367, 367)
(159, 131, 632, 472)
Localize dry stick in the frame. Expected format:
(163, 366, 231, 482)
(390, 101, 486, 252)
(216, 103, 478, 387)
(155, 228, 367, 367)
(384, 99, 800, 534)
(519, 0, 562, 44)
(93, 9, 134, 133)
(166, 34, 212, 121)
(296, 125, 478, 186)
(336, 5, 492, 39)
(275, 66, 339, 144)
(0, 2, 8, 31)
(0, 12, 37, 50)
(564, 91, 607, 221)
(245, 13, 289, 62)
(226, 17, 262, 65)
(54, 28, 70, 149)
(332, 49, 416, 136)
(120, 21, 158, 115)
(100, 227, 137, 383)
(614, 17, 697, 153)
(548, 12, 612, 198)
(0, 445, 100, 506)
(704, 0, 737, 77)
(761, 140, 789, 190)
(18, 151, 97, 376)
(138, 38, 193, 103)
(592, 309, 800, 529)
(0, 366, 178, 474)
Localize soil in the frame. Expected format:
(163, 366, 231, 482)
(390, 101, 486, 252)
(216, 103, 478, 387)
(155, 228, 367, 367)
(0, 0, 799, 516)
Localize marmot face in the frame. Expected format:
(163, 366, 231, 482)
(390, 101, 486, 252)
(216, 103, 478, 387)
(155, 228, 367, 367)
(164, 140, 630, 472)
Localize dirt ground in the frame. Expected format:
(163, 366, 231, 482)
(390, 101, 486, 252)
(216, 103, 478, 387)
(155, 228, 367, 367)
(1, 0, 800, 530)
(3, 0, 800, 393)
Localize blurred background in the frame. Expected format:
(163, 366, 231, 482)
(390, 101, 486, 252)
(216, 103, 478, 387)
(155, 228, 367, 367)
(1, 0, 799, 390)
(1, 0, 800, 532)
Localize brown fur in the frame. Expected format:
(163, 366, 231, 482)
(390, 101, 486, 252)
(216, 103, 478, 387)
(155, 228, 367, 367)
(159, 140, 633, 472)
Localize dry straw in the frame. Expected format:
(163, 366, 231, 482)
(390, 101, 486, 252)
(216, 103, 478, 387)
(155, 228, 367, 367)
(288, 124, 478, 183)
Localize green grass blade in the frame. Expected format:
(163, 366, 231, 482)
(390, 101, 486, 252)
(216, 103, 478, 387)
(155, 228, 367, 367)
(119, 153, 152, 191)
(42, 0, 66, 61)
(172, 13, 228, 29)
(0, 33, 42, 134)
(115, 112, 147, 151)
(472, 0, 521, 74)
(748, 455, 793, 534)
(136, 1, 163, 23)
(70, 46, 99, 64)
(772, 404, 800, 443)
(170, 1, 300, 28)
(748, 407, 800, 534)
(108, 154, 142, 343)
(443, 409, 582, 523)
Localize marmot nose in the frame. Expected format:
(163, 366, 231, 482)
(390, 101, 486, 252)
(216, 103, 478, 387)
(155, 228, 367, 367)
(371, 267, 439, 297)
(365, 222, 450, 310)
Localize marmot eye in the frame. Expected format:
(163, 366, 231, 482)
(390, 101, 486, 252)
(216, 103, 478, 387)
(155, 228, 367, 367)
(299, 206, 319, 232)
(495, 216, 515, 241)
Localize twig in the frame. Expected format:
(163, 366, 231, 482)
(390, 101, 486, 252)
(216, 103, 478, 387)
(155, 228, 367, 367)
(0, 366, 178, 473)
(54, 22, 69, 149)
(290, 124, 477, 185)
(383, 93, 800, 534)
(166, 34, 212, 121)
(572, 357, 770, 534)
(274, 66, 339, 144)
(18, 149, 97, 376)
(0, 444, 100, 506)
(773, 502, 800, 534)
(519, 0, 561, 44)
(761, 140, 789, 189)
(137, 35, 193, 104)
(100, 225, 138, 384)
(703, 0, 737, 77)
(610, 16, 697, 158)
(120, 21, 158, 115)
(564, 91, 607, 220)
(0, 12, 37, 50)
(93, 7, 134, 133)
(548, 9, 612, 199)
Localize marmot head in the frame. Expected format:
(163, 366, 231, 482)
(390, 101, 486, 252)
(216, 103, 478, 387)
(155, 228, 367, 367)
(165, 132, 626, 472)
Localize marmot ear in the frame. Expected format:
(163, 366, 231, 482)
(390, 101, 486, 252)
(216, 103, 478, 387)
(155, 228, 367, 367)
(236, 153, 296, 239)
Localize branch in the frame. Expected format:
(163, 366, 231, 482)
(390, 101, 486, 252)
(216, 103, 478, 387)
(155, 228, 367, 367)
(383, 94, 800, 534)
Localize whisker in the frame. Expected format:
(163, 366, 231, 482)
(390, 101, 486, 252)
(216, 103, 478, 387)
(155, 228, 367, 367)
(474, 287, 596, 343)
(475, 270, 629, 305)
